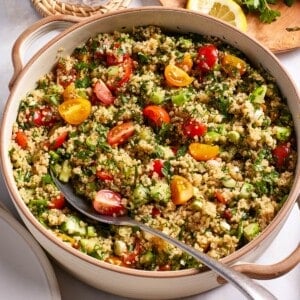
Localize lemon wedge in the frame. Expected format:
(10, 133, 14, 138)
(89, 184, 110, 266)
(186, 0, 247, 32)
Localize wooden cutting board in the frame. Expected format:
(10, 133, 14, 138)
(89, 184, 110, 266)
(160, 0, 300, 53)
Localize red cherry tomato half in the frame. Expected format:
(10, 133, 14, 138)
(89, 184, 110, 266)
(107, 56, 133, 90)
(107, 122, 135, 147)
(93, 190, 126, 216)
(107, 53, 122, 66)
(51, 131, 68, 150)
(96, 170, 113, 181)
(48, 194, 66, 210)
(183, 119, 207, 138)
(151, 159, 164, 177)
(118, 57, 133, 86)
(223, 208, 232, 220)
(143, 105, 170, 127)
(93, 80, 115, 106)
(56, 63, 77, 88)
(121, 239, 141, 266)
(15, 131, 28, 149)
(158, 264, 171, 271)
(106, 43, 124, 65)
(197, 44, 218, 73)
(272, 142, 291, 169)
(29, 107, 58, 127)
(151, 206, 161, 218)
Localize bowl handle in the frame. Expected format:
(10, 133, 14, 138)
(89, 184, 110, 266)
(217, 244, 300, 284)
(9, 15, 81, 89)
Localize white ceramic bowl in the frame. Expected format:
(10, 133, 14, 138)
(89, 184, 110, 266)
(1, 7, 300, 299)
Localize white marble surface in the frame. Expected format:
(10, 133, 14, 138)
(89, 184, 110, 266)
(0, 1, 299, 299)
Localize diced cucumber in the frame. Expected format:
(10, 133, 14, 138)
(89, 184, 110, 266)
(274, 126, 291, 141)
(41, 174, 52, 184)
(227, 131, 240, 143)
(87, 226, 97, 237)
(243, 223, 260, 241)
(190, 199, 203, 211)
(131, 184, 149, 207)
(49, 150, 60, 161)
(249, 85, 267, 104)
(222, 178, 236, 188)
(80, 238, 98, 253)
(178, 37, 193, 49)
(114, 240, 127, 256)
(240, 182, 254, 199)
(107, 65, 119, 77)
(117, 226, 132, 238)
(86, 136, 97, 150)
(205, 131, 221, 144)
(149, 181, 171, 204)
(171, 90, 190, 106)
(237, 221, 243, 239)
(59, 160, 72, 183)
(149, 89, 165, 104)
(139, 251, 155, 266)
(61, 215, 87, 236)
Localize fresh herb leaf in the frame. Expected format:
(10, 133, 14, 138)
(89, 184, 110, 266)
(238, 0, 282, 24)
(259, 7, 281, 23)
(162, 160, 172, 180)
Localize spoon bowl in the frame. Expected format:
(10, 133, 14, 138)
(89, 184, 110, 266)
(51, 171, 276, 300)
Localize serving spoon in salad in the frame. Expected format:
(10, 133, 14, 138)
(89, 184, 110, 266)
(51, 172, 276, 300)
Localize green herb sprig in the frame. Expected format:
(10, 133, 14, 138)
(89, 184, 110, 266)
(236, 0, 295, 23)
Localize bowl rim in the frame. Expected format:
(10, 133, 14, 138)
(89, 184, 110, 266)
(2, 6, 300, 279)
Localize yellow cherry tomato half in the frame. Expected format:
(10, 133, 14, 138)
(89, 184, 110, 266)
(58, 98, 91, 125)
(164, 64, 193, 87)
(221, 53, 247, 77)
(189, 143, 220, 161)
(171, 175, 194, 205)
(63, 83, 77, 102)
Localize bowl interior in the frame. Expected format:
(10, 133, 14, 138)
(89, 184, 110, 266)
(2, 7, 300, 278)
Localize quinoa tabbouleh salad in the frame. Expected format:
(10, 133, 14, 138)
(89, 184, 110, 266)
(10, 26, 296, 270)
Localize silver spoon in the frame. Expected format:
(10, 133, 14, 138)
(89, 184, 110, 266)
(51, 172, 276, 300)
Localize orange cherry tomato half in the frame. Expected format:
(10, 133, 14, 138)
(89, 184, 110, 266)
(58, 98, 91, 125)
(63, 83, 78, 102)
(177, 53, 193, 72)
(164, 64, 193, 87)
(170, 175, 194, 205)
(214, 191, 227, 204)
(221, 53, 247, 76)
(189, 143, 220, 161)
(107, 122, 135, 147)
(105, 256, 127, 267)
(15, 131, 28, 149)
(96, 170, 113, 181)
(143, 105, 170, 127)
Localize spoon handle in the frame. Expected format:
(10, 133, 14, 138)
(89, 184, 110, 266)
(134, 220, 276, 300)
